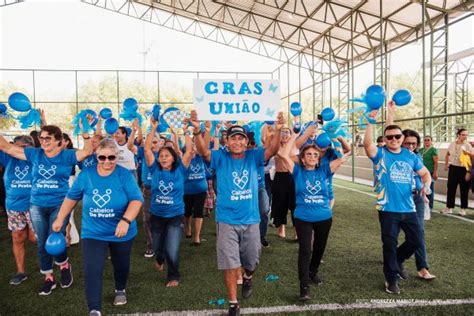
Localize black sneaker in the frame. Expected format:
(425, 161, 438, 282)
(60, 263, 73, 288)
(39, 278, 56, 295)
(242, 277, 253, 299)
(261, 237, 270, 248)
(228, 302, 240, 316)
(9, 273, 27, 285)
(397, 264, 409, 280)
(299, 283, 311, 301)
(309, 272, 322, 285)
(385, 281, 400, 294)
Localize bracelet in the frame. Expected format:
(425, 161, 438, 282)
(193, 129, 201, 136)
(121, 217, 131, 225)
(82, 135, 91, 140)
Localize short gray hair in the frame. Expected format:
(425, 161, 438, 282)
(13, 135, 34, 147)
(96, 138, 119, 155)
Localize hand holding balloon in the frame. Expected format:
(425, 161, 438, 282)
(45, 232, 66, 256)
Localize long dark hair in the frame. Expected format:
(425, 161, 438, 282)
(157, 146, 179, 171)
(62, 133, 74, 149)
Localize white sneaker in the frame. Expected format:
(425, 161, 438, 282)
(441, 208, 453, 214)
(459, 209, 466, 216)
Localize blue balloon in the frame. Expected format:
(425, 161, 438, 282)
(321, 107, 335, 121)
(8, 92, 31, 112)
(157, 123, 168, 133)
(265, 120, 275, 125)
(152, 104, 161, 121)
(290, 101, 302, 116)
(99, 108, 113, 119)
(316, 133, 331, 148)
(45, 232, 66, 256)
(365, 85, 386, 110)
(123, 98, 138, 112)
(392, 89, 412, 106)
(84, 109, 98, 127)
(104, 118, 119, 135)
(0, 103, 7, 114)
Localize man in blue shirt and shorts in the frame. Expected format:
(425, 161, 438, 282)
(191, 110, 284, 316)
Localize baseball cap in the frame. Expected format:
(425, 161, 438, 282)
(227, 125, 248, 138)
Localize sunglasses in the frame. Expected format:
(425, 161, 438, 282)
(403, 142, 417, 147)
(385, 134, 402, 140)
(97, 155, 117, 162)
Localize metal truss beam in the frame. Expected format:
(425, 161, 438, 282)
(0, 0, 23, 7)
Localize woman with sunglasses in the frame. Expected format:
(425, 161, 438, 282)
(401, 129, 436, 280)
(145, 119, 193, 287)
(280, 132, 346, 301)
(52, 139, 143, 316)
(0, 123, 92, 295)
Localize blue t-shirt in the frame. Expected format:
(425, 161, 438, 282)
(320, 148, 337, 200)
(204, 160, 214, 180)
(293, 163, 332, 222)
(210, 148, 264, 225)
(67, 166, 143, 242)
(371, 147, 423, 212)
(78, 154, 97, 170)
(0, 152, 32, 211)
(184, 155, 208, 194)
(24, 148, 78, 207)
(149, 160, 187, 218)
(137, 147, 158, 188)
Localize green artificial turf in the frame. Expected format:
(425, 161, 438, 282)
(0, 180, 472, 315)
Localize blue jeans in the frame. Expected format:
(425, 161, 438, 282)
(30, 204, 70, 274)
(259, 187, 270, 239)
(82, 238, 134, 312)
(413, 193, 429, 271)
(378, 211, 423, 283)
(150, 215, 184, 281)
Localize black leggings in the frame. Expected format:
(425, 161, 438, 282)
(446, 165, 470, 209)
(294, 218, 332, 286)
(184, 192, 207, 218)
(271, 172, 296, 226)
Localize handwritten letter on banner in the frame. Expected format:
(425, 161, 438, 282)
(193, 79, 280, 121)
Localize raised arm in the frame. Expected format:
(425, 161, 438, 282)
(127, 119, 139, 155)
(295, 122, 316, 149)
(95, 117, 103, 136)
(190, 110, 211, 162)
(169, 127, 183, 157)
(0, 135, 27, 160)
(329, 144, 347, 173)
(280, 132, 297, 173)
(39, 108, 47, 128)
(386, 100, 395, 126)
(181, 133, 193, 168)
(264, 111, 284, 161)
(338, 136, 351, 154)
(363, 110, 378, 158)
(75, 118, 94, 162)
(144, 119, 158, 167)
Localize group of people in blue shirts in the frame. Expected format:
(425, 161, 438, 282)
(0, 104, 439, 316)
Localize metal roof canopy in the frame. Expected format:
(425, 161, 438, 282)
(79, 0, 473, 71)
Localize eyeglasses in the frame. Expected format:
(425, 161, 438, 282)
(97, 155, 117, 162)
(39, 136, 53, 143)
(403, 142, 417, 147)
(385, 134, 402, 140)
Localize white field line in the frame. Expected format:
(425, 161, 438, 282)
(117, 298, 474, 315)
(332, 184, 474, 224)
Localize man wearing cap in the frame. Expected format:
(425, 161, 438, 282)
(190, 110, 284, 316)
(0, 135, 36, 286)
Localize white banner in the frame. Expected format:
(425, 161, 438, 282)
(193, 79, 280, 121)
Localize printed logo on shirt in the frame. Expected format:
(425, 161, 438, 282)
(83, 158, 95, 167)
(232, 170, 249, 190)
(190, 163, 201, 174)
(305, 180, 321, 195)
(38, 164, 57, 180)
(389, 161, 412, 184)
(92, 189, 112, 208)
(158, 181, 174, 195)
(14, 165, 29, 180)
